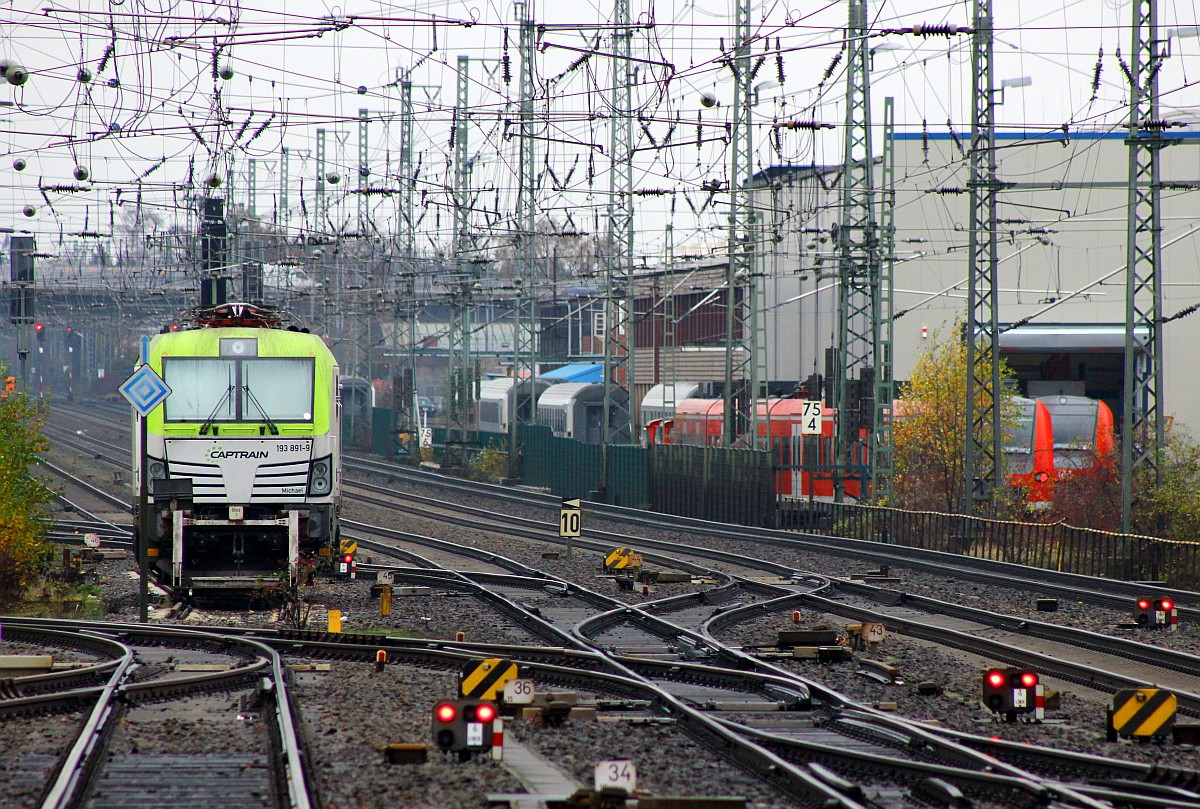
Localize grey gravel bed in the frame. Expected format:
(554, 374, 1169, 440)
(293, 658, 802, 809)
(0, 712, 84, 809)
(716, 609, 1200, 771)
(352, 498, 704, 606)
(292, 660, 527, 808)
(371, 474, 1200, 764)
(375, 474, 1200, 652)
(37, 424, 1200, 801)
(510, 719, 798, 808)
(0, 638, 103, 665)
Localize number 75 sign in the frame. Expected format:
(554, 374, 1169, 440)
(800, 400, 823, 435)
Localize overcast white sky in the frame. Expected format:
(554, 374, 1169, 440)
(1, 0, 1197, 265)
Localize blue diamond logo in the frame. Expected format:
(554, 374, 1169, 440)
(120, 365, 172, 416)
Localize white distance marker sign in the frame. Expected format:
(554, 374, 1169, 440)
(595, 760, 637, 793)
(502, 678, 535, 705)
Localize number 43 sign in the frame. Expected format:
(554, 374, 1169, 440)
(595, 759, 637, 793)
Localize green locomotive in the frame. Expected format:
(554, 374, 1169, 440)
(134, 303, 343, 595)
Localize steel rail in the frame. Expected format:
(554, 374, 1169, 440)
(346, 457, 1200, 617)
(347, 517, 1113, 808)
(9, 620, 311, 809)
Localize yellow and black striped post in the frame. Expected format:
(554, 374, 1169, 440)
(460, 658, 520, 700)
(604, 548, 643, 572)
(1108, 688, 1176, 740)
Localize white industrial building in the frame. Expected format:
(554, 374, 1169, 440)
(745, 126, 1200, 433)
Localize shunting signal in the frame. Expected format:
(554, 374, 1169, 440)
(338, 538, 358, 578)
(982, 667, 1044, 721)
(432, 699, 498, 757)
(1135, 597, 1178, 630)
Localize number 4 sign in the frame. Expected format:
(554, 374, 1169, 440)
(595, 759, 637, 793)
(800, 400, 823, 435)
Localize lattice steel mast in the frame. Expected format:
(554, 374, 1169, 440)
(603, 0, 635, 445)
(357, 108, 370, 235)
(392, 72, 418, 460)
(1121, 0, 1166, 531)
(833, 0, 878, 499)
(871, 96, 897, 501)
(444, 55, 476, 471)
(961, 0, 1002, 513)
(722, 0, 765, 448)
(508, 0, 539, 478)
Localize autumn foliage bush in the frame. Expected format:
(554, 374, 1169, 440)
(0, 380, 54, 607)
(892, 323, 1020, 515)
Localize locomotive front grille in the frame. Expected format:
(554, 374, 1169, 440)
(165, 458, 312, 502)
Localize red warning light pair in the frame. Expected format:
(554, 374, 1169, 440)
(1136, 597, 1178, 629)
(435, 702, 495, 724)
(985, 670, 1037, 689)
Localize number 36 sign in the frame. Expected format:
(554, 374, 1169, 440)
(595, 759, 637, 793)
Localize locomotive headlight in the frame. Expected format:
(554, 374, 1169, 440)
(148, 460, 167, 480)
(309, 456, 332, 495)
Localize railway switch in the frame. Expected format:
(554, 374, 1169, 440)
(1135, 597, 1178, 630)
(982, 668, 1043, 721)
(432, 699, 497, 757)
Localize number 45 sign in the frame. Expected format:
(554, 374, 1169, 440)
(595, 759, 636, 793)
(800, 400, 823, 435)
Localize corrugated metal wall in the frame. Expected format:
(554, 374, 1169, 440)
(371, 406, 393, 455)
(605, 444, 649, 508)
(648, 444, 776, 527)
(520, 424, 602, 501)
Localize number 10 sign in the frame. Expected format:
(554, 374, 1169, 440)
(559, 498, 582, 538)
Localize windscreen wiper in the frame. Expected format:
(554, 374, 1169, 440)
(199, 384, 235, 436)
(243, 385, 280, 435)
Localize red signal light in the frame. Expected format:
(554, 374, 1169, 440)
(1019, 672, 1038, 689)
(33, 322, 43, 332)
(342, 554, 353, 564)
(1160, 599, 1174, 612)
(170, 323, 179, 331)
(436, 703, 457, 723)
(475, 703, 496, 723)
(986, 670, 1006, 688)
(65, 326, 72, 333)
(1137, 598, 1151, 610)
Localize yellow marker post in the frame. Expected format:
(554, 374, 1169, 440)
(328, 609, 342, 633)
(380, 586, 393, 617)
(1110, 688, 1176, 739)
(460, 657, 521, 700)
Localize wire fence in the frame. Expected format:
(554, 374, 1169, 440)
(795, 500, 1200, 588)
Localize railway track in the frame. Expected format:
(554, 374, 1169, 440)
(29, 402, 1200, 806)
(0, 620, 312, 809)
(339, 510, 1200, 808)
(341, 471, 1200, 716)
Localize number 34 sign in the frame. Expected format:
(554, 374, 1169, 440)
(595, 759, 637, 793)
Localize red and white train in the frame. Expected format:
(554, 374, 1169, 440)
(648, 393, 1114, 505)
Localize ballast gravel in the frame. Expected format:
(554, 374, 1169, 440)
(35, 410, 1200, 805)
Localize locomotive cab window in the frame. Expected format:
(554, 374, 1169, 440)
(163, 357, 315, 423)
